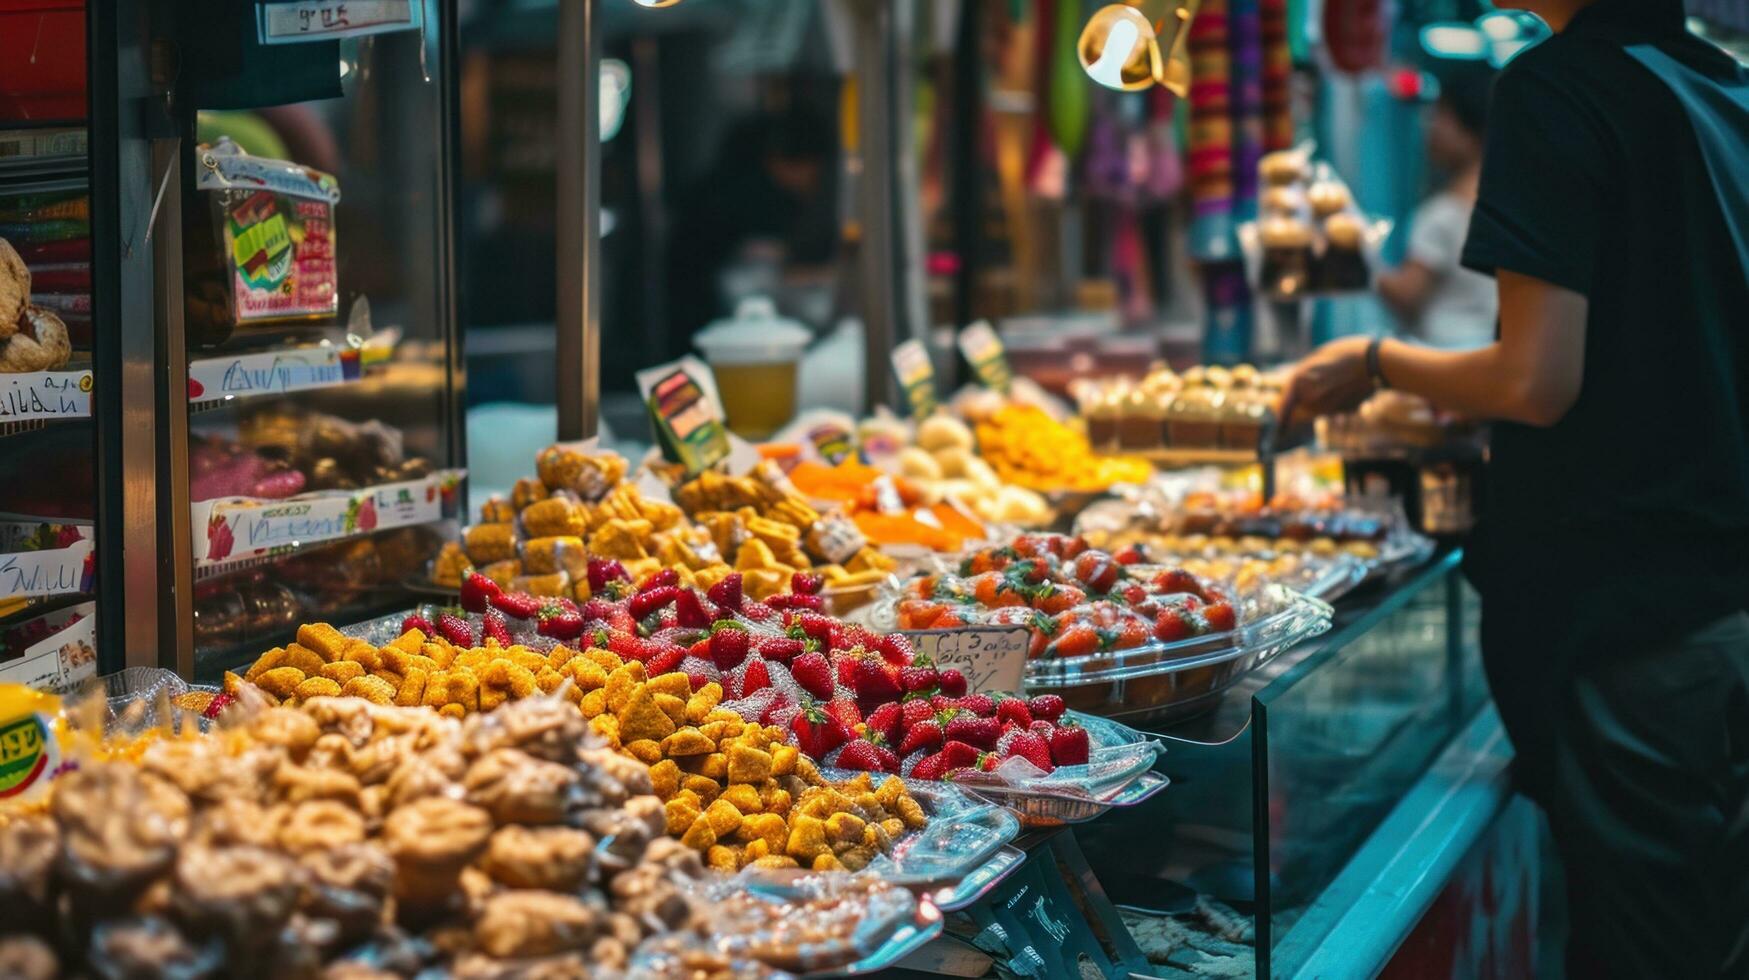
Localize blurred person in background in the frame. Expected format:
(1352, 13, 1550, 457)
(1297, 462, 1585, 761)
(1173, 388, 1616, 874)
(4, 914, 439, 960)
(1375, 64, 1497, 350)
(1284, 0, 1749, 975)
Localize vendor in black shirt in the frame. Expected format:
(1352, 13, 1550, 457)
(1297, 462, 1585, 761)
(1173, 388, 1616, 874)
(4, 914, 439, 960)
(1284, 0, 1749, 975)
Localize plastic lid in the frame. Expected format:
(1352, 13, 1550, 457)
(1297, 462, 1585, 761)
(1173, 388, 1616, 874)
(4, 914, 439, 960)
(694, 297, 813, 363)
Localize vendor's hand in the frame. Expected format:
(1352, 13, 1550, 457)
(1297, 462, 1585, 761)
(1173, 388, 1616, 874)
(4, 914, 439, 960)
(1279, 336, 1376, 427)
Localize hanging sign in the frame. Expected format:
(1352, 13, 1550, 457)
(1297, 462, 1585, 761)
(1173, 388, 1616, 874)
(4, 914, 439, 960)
(891, 339, 940, 417)
(187, 346, 355, 402)
(0, 539, 92, 601)
(958, 321, 1014, 394)
(0, 370, 92, 422)
(257, 0, 423, 44)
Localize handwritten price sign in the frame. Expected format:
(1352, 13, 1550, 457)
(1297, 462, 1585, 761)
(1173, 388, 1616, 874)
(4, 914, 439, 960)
(903, 626, 1031, 696)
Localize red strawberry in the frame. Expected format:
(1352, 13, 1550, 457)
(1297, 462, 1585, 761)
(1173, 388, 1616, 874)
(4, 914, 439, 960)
(910, 752, 951, 781)
(1072, 551, 1121, 594)
(459, 571, 502, 613)
(1029, 720, 1057, 737)
(647, 646, 685, 677)
(435, 611, 475, 647)
(599, 630, 652, 663)
(740, 658, 772, 696)
(1119, 583, 1150, 607)
(833, 623, 878, 652)
(401, 613, 434, 636)
(899, 663, 939, 694)
(1154, 608, 1193, 642)
(740, 599, 778, 622)
(871, 741, 901, 773)
(579, 598, 619, 623)
(940, 740, 981, 768)
(865, 702, 903, 744)
(978, 752, 1001, 772)
(586, 558, 630, 593)
(706, 573, 745, 612)
(1112, 543, 1147, 566)
(876, 632, 916, 667)
(1002, 731, 1056, 772)
(688, 636, 712, 660)
(639, 568, 680, 593)
(946, 714, 1000, 750)
(788, 612, 835, 645)
(629, 585, 681, 620)
(202, 692, 238, 719)
(844, 653, 903, 705)
(708, 625, 750, 670)
(937, 669, 968, 698)
(824, 697, 863, 732)
(956, 693, 996, 716)
(898, 718, 944, 756)
(1152, 568, 1204, 598)
(674, 589, 718, 628)
(996, 698, 1033, 729)
(1048, 724, 1091, 766)
(790, 571, 824, 595)
(490, 590, 543, 620)
(836, 738, 889, 773)
(482, 609, 514, 646)
(752, 635, 804, 665)
(789, 652, 835, 699)
(791, 700, 850, 758)
(1202, 601, 1237, 633)
(900, 699, 938, 729)
(686, 666, 718, 691)
(1027, 695, 1067, 723)
(766, 593, 824, 612)
(537, 604, 586, 641)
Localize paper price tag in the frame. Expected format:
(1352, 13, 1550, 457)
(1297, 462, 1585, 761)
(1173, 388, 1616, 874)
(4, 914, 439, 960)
(902, 626, 1031, 696)
(0, 370, 93, 422)
(187, 347, 350, 402)
(0, 539, 93, 600)
(0, 603, 97, 694)
(891, 339, 939, 417)
(258, 0, 422, 44)
(191, 470, 462, 566)
(636, 356, 731, 478)
(957, 321, 1013, 394)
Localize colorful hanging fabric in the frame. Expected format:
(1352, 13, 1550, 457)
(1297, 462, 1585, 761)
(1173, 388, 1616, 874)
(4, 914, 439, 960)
(1260, 0, 1293, 150)
(1187, 0, 1234, 259)
(1228, 0, 1264, 217)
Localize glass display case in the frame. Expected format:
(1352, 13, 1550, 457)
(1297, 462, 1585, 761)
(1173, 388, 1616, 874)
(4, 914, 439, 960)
(107, 0, 469, 679)
(0, 0, 105, 691)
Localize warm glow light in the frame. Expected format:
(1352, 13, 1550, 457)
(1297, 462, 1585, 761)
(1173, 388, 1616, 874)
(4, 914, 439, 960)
(631, 0, 683, 7)
(1420, 22, 1489, 59)
(1078, 4, 1163, 92)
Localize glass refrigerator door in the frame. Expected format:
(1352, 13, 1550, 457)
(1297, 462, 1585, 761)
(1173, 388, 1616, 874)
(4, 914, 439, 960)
(175, 4, 463, 679)
(0, 0, 102, 691)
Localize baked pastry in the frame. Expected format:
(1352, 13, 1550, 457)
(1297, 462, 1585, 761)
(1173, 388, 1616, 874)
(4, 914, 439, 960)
(1166, 382, 1223, 448)
(1307, 179, 1351, 218)
(0, 237, 27, 337)
(463, 523, 518, 564)
(521, 498, 588, 538)
(0, 306, 72, 373)
(1261, 185, 1307, 217)
(1259, 149, 1308, 186)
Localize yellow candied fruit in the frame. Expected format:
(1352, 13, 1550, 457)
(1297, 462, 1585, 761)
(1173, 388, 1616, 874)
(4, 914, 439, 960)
(718, 784, 762, 814)
(646, 672, 691, 700)
(294, 676, 342, 700)
(703, 799, 743, 837)
(660, 729, 715, 757)
(666, 798, 702, 836)
(726, 744, 773, 785)
(706, 845, 741, 872)
(623, 739, 665, 765)
(648, 760, 682, 799)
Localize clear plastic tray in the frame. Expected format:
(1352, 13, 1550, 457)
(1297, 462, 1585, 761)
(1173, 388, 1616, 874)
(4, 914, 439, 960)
(818, 771, 1022, 890)
(935, 711, 1166, 827)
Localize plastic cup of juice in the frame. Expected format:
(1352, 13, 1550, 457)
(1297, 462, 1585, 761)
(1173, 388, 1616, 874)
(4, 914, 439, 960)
(694, 297, 812, 440)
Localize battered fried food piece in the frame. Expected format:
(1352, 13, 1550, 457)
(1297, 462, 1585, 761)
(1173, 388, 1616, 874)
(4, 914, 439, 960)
(463, 748, 581, 826)
(478, 826, 594, 892)
(278, 800, 367, 853)
(473, 890, 600, 959)
(54, 765, 191, 893)
(169, 845, 302, 949)
(299, 842, 394, 942)
(382, 797, 492, 902)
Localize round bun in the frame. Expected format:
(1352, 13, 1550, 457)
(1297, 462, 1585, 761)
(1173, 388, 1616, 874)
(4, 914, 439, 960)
(1324, 212, 1365, 250)
(1259, 216, 1313, 249)
(1259, 150, 1308, 185)
(1261, 186, 1306, 216)
(1307, 180, 1351, 217)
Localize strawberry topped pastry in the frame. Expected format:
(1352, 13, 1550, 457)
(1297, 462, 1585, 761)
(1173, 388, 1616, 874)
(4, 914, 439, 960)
(894, 532, 1239, 660)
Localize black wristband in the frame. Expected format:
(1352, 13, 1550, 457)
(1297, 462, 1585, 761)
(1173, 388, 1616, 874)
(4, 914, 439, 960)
(1366, 337, 1389, 390)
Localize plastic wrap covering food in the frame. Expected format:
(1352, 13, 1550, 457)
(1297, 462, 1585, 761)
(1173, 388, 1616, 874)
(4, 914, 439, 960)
(0, 686, 729, 977)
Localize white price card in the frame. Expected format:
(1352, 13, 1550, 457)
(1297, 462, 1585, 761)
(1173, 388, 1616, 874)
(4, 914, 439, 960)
(0, 539, 93, 600)
(258, 0, 422, 44)
(891, 339, 938, 417)
(191, 470, 462, 566)
(956, 320, 1013, 394)
(0, 370, 92, 422)
(0, 603, 97, 694)
(188, 347, 350, 402)
(902, 625, 1031, 696)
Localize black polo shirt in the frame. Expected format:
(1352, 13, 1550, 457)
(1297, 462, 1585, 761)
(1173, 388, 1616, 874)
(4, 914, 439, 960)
(1458, 0, 1749, 779)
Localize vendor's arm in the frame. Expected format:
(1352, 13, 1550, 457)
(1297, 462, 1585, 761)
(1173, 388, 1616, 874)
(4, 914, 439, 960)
(1281, 269, 1586, 427)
